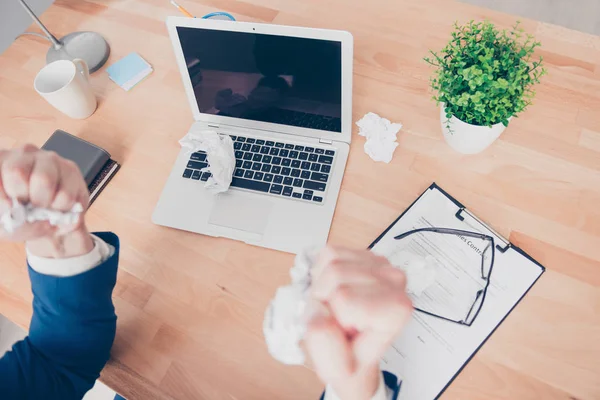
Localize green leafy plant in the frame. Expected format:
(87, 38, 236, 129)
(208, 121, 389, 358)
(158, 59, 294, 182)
(424, 20, 546, 128)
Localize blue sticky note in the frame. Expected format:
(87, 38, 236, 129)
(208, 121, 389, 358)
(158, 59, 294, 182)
(107, 52, 153, 91)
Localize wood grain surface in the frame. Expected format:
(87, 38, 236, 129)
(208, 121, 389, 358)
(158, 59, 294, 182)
(1, 0, 599, 399)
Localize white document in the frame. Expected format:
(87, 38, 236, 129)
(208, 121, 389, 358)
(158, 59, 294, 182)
(371, 185, 544, 400)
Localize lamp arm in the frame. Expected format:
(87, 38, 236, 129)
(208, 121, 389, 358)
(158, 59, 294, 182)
(18, 0, 62, 49)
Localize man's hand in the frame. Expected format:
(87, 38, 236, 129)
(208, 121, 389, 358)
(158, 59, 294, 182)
(0, 145, 93, 258)
(305, 247, 413, 400)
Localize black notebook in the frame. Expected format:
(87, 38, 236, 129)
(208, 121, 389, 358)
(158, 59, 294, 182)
(42, 130, 120, 205)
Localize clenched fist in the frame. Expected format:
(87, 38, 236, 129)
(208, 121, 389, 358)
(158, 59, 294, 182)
(305, 247, 413, 400)
(0, 145, 93, 258)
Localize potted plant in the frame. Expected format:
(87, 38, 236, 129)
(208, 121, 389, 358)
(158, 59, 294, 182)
(424, 21, 546, 154)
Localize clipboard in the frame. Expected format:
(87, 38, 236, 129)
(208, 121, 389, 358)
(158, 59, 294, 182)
(369, 183, 546, 400)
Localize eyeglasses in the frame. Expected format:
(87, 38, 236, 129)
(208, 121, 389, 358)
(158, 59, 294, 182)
(393, 227, 495, 326)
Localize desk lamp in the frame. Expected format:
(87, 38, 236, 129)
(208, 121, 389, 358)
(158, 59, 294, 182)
(18, 0, 110, 73)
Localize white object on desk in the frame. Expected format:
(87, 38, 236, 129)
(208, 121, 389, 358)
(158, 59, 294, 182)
(356, 112, 402, 163)
(370, 185, 544, 400)
(34, 58, 97, 119)
(153, 17, 353, 255)
(390, 251, 438, 296)
(440, 103, 510, 155)
(263, 250, 317, 365)
(179, 130, 236, 193)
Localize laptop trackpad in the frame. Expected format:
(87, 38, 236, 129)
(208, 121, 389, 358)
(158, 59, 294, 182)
(208, 194, 272, 235)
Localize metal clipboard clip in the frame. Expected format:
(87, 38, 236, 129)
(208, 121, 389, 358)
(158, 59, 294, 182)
(455, 207, 511, 253)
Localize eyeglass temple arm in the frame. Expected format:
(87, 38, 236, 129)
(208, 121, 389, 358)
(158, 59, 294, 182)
(394, 227, 493, 241)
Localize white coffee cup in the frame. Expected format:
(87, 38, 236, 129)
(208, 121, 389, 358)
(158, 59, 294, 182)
(34, 59, 97, 119)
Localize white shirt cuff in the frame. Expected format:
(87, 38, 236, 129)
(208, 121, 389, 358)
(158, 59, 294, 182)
(26, 234, 115, 277)
(324, 372, 390, 400)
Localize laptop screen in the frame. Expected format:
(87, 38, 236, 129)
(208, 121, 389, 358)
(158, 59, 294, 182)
(176, 26, 343, 133)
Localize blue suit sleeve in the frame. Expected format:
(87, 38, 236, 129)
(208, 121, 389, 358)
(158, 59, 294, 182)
(319, 371, 402, 400)
(383, 371, 402, 399)
(0, 232, 120, 400)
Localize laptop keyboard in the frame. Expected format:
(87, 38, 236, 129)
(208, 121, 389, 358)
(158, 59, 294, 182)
(181, 135, 336, 204)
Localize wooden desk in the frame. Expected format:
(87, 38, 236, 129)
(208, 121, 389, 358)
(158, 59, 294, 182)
(1, 0, 599, 399)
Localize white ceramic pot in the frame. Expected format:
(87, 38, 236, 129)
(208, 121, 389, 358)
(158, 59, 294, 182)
(440, 104, 509, 154)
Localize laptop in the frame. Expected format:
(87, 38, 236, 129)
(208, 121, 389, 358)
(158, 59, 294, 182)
(152, 17, 353, 254)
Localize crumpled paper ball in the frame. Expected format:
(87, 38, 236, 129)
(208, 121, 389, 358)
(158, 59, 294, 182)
(179, 130, 236, 193)
(356, 112, 403, 163)
(0, 198, 83, 234)
(263, 250, 316, 365)
(389, 250, 438, 296)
